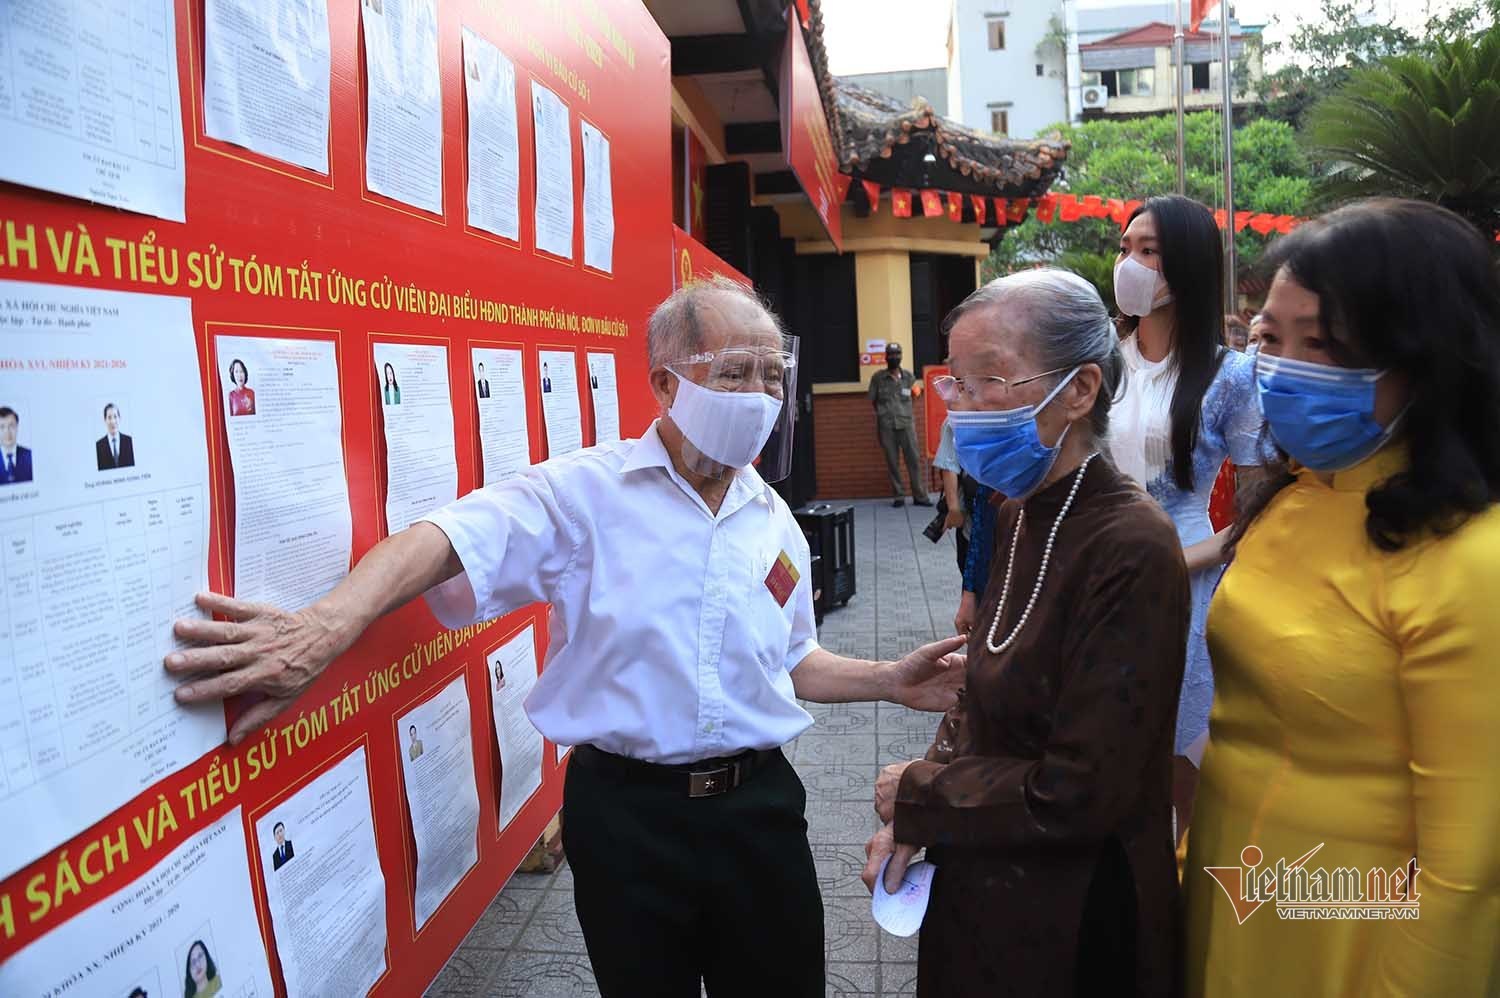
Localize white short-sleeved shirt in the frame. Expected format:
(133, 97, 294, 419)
(420, 421, 819, 764)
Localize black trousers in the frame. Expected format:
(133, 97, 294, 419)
(561, 748, 824, 998)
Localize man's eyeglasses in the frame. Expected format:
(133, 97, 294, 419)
(932, 366, 1071, 403)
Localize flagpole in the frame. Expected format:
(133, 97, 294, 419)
(1174, 0, 1186, 194)
(1219, 3, 1237, 314)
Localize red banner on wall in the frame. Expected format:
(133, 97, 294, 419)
(0, 1, 671, 993)
(672, 224, 752, 289)
(780, 8, 843, 250)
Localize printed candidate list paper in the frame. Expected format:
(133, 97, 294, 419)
(587, 352, 620, 443)
(537, 350, 582, 457)
(0, 281, 220, 881)
(463, 28, 521, 242)
(257, 747, 387, 998)
(489, 624, 542, 831)
(373, 341, 458, 535)
(0, 0, 186, 221)
(217, 334, 352, 609)
(363, 0, 443, 214)
(398, 674, 481, 929)
(531, 82, 574, 259)
(204, 0, 332, 174)
(472, 346, 531, 485)
(0, 809, 274, 997)
(581, 120, 615, 273)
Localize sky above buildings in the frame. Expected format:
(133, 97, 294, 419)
(820, 0, 1478, 76)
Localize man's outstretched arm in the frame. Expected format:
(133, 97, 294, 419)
(166, 522, 462, 743)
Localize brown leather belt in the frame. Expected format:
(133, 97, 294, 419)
(571, 744, 782, 798)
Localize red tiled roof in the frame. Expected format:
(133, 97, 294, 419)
(1081, 21, 1247, 49)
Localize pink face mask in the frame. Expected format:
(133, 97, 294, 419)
(1113, 254, 1174, 317)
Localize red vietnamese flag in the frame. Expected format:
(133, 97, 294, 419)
(971, 194, 987, 224)
(892, 189, 913, 217)
(993, 197, 1009, 225)
(684, 128, 709, 238)
(1233, 210, 1254, 233)
(1082, 194, 1104, 218)
(1249, 213, 1276, 236)
(1272, 214, 1295, 234)
(1006, 197, 1030, 224)
(1121, 199, 1143, 224)
(1107, 198, 1127, 224)
(1035, 194, 1058, 223)
(862, 179, 881, 213)
(1058, 194, 1082, 222)
(1190, 0, 1221, 31)
(1213, 208, 1228, 230)
(946, 192, 964, 221)
(920, 189, 943, 217)
(833, 173, 853, 206)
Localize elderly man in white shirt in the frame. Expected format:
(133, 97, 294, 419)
(166, 277, 965, 997)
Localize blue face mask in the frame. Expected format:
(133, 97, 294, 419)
(1255, 353, 1399, 471)
(949, 368, 1078, 498)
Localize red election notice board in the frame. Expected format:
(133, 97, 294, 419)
(672, 223, 751, 289)
(780, 5, 842, 250)
(0, 1, 669, 995)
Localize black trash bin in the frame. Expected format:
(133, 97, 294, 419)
(794, 504, 856, 618)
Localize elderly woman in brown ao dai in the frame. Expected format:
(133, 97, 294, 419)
(864, 270, 1190, 997)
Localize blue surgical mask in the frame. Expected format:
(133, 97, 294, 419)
(1255, 353, 1400, 471)
(949, 368, 1078, 498)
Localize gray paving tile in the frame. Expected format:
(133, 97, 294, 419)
(463, 886, 542, 949)
(828, 961, 880, 997)
(423, 946, 502, 997)
(799, 764, 880, 803)
(822, 895, 880, 963)
(488, 952, 600, 998)
(806, 800, 881, 845)
(796, 733, 879, 766)
(514, 890, 587, 954)
(881, 962, 920, 997)
(811, 842, 875, 898)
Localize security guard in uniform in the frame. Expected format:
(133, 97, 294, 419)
(869, 343, 931, 507)
(166, 277, 965, 997)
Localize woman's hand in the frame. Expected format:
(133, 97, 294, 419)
(862, 824, 920, 894)
(886, 635, 967, 712)
(943, 505, 965, 532)
(954, 591, 977, 635)
(875, 760, 915, 823)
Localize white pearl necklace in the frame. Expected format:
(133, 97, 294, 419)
(985, 453, 1098, 655)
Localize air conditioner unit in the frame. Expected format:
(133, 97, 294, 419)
(1082, 85, 1108, 109)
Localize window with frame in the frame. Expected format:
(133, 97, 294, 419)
(1191, 61, 1211, 91)
(1081, 70, 1102, 86)
(987, 17, 1006, 50)
(990, 108, 1009, 135)
(1118, 67, 1155, 96)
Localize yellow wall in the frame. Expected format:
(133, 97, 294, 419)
(853, 250, 913, 388)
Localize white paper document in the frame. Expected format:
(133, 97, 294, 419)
(462, 28, 521, 241)
(537, 350, 582, 457)
(373, 341, 458, 535)
(363, 0, 443, 213)
(399, 674, 481, 928)
(488, 624, 542, 831)
(204, 0, 331, 174)
(871, 857, 936, 937)
(531, 82, 574, 259)
(217, 335, 352, 610)
(0, 281, 220, 881)
(580, 120, 615, 273)
(0, 0, 186, 221)
(257, 746, 387, 998)
(471, 346, 531, 485)
(586, 352, 620, 444)
(0, 808, 274, 998)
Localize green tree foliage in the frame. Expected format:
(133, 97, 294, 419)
(1261, 0, 1500, 128)
(1305, 27, 1500, 240)
(983, 113, 1312, 307)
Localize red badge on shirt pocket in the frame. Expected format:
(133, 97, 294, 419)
(764, 551, 801, 607)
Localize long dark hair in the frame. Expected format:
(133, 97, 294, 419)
(184, 940, 217, 996)
(1120, 195, 1226, 491)
(383, 363, 398, 390)
(1233, 198, 1500, 552)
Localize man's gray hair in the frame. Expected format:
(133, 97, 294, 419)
(647, 275, 786, 369)
(944, 268, 1125, 438)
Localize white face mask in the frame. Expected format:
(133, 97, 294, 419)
(668, 372, 783, 469)
(1113, 254, 1173, 317)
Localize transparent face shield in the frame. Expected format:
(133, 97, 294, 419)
(665, 334, 800, 482)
